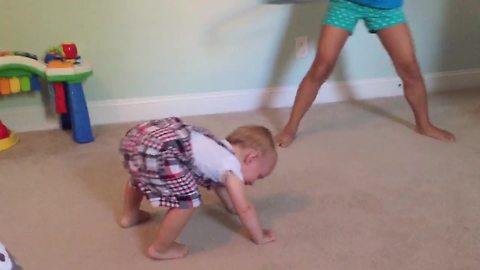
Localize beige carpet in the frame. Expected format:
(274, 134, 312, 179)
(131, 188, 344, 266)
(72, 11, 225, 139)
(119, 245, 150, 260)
(1, 89, 479, 270)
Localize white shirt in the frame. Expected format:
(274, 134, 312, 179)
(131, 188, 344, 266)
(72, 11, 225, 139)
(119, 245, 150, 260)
(189, 129, 244, 183)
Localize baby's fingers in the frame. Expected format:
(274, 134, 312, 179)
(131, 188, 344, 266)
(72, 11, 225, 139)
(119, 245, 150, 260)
(262, 229, 275, 243)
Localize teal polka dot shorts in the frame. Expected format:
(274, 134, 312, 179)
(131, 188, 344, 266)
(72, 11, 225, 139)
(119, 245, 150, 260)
(324, 0, 407, 33)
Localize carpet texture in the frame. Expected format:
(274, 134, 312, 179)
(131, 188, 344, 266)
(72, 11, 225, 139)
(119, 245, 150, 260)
(1, 89, 479, 270)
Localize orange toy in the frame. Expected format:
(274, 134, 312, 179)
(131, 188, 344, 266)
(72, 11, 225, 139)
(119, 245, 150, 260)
(47, 60, 74, 68)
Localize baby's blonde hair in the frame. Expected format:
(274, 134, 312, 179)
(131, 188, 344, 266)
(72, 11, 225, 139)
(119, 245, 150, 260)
(226, 125, 276, 155)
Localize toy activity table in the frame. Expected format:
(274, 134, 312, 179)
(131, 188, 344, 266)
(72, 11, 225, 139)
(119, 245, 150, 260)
(0, 47, 94, 144)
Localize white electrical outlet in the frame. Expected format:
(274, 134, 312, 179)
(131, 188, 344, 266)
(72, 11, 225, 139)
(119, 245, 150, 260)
(295, 36, 309, 58)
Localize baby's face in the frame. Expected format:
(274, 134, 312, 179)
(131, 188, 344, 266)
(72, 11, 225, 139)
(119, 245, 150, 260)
(241, 152, 277, 185)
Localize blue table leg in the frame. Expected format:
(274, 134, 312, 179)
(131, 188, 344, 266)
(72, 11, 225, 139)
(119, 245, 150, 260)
(66, 82, 94, 143)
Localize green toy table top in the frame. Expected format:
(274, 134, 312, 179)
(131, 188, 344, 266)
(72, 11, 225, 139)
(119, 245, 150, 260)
(0, 56, 46, 78)
(46, 65, 93, 83)
(0, 55, 92, 83)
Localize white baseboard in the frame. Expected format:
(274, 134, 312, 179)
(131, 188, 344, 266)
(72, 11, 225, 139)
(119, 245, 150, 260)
(2, 69, 479, 132)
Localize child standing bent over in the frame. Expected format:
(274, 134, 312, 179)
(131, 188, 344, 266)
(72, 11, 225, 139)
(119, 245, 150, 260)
(119, 117, 277, 260)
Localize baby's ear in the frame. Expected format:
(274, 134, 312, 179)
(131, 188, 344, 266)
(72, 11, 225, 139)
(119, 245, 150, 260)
(244, 150, 260, 164)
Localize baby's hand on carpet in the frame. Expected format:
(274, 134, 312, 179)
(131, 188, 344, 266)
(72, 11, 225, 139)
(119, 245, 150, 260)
(254, 229, 275, 245)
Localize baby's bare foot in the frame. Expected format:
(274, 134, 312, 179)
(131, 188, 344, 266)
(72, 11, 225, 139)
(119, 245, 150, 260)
(119, 210, 151, 228)
(275, 127, 297, 148)
(147, 242, 189, 260)
(416, 125, 456, 142)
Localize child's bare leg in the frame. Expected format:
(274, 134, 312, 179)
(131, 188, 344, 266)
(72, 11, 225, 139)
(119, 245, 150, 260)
(119, 182, 151, 228)
(148, 208, 194, 260)
(277, 25, 349, 147)
(377, 24, 455, 142)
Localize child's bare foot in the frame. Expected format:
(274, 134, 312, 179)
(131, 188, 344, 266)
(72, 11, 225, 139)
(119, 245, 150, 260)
(416, 125, 456, 142)
(147, 242, 189, 260)
(275, 126, 297, 147)
(119, 210, 151, 228)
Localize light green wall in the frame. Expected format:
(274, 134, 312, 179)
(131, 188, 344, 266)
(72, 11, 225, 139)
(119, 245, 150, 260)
(1, 0, 479, 109)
